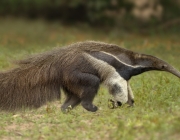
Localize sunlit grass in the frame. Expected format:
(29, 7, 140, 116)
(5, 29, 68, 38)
(0, 18, 180, 140)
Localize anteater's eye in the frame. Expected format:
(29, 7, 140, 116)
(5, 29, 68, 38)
(162, 64, 167, 69)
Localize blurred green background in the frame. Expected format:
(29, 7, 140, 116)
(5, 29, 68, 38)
(0, 0, 180, 29)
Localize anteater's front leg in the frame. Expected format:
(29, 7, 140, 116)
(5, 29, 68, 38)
(127, 81, 135, 106)
(104, 72, 128, 106)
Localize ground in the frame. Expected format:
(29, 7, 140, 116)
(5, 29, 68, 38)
(0, 18, 180, 140)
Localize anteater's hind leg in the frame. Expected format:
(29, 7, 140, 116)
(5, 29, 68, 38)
(127, 81, 135, 106)
(61, 89, 81, 112)
(62, 72, 100, 112)
(78, 73, 100, 112)
(81, 81, 100, 112)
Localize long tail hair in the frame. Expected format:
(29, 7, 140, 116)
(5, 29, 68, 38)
(0, 49, 62, 111)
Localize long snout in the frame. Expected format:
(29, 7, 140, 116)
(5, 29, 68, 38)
(166, 67, 180, 78)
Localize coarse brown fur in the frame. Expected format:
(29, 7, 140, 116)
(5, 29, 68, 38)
(0, 41, 125, 111)
(0, 41, 180, 112)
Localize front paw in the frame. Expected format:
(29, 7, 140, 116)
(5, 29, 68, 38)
(127, 99, 135, 107)
(108, 99, 122, 109)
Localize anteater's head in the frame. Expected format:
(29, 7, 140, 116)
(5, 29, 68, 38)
(138, 54, 180, 78)
(155, 60, 180, 78)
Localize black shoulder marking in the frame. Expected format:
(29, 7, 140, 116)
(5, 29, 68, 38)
(89, 51, 132, 80)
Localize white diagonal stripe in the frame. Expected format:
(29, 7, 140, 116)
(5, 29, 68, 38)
(100, 51, 145, 68)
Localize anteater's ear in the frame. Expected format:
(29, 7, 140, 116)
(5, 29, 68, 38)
(134, 54, 141, 59)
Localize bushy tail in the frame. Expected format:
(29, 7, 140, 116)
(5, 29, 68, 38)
(0, 58, 61, 111)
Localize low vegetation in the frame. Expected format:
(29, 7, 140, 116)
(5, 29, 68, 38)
(0, 18, 180, 140)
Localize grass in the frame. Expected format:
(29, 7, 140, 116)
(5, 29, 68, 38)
(0, 17, 180, 140)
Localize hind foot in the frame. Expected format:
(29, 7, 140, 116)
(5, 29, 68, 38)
(81, 102, 98, 112)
